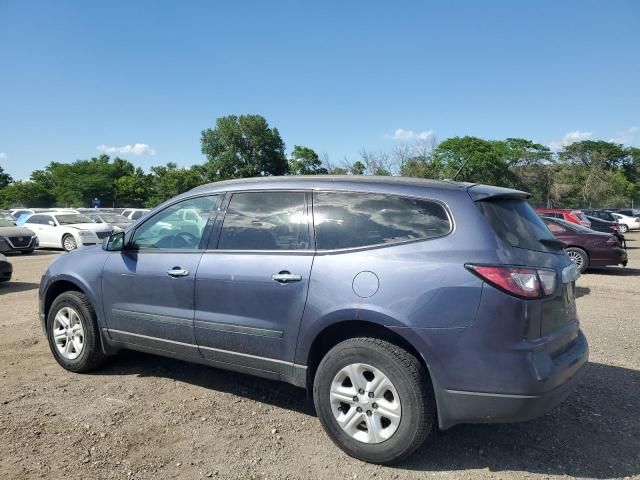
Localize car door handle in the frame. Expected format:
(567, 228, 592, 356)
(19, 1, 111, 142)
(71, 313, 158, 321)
(271, 272, 302, 283)
(167, 267, 189, 277)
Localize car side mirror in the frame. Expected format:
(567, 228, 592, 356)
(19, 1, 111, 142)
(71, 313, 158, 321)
(48, 221, 55, 226)
(104, 231, 125, 251)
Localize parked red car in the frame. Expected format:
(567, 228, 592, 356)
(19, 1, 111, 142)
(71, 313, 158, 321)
(536, 208, 591, 228)
(541, 217, 627, 273)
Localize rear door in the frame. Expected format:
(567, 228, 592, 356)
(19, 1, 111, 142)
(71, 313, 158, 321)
(194, 190, 313, 379)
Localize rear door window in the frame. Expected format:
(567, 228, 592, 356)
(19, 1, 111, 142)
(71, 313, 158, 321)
(313, 191, 451, 250)
(218, 191, 310, 250)
(477, 199, 557, 252)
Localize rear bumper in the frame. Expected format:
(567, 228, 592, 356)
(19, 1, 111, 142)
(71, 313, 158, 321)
(434, 330, 589, 429)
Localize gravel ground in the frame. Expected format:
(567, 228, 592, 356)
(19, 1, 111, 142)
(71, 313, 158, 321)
(0, 237, 639, 480)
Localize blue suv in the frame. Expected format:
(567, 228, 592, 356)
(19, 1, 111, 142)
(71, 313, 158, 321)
(39, 176, 588, 464)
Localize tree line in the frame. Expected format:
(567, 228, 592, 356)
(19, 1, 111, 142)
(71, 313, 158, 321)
(1, 114, 638, 209)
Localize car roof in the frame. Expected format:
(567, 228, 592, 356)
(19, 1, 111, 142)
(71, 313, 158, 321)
(190, 175, 476, 194)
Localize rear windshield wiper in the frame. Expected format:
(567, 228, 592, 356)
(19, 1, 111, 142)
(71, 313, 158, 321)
(539, 238, 566, 249)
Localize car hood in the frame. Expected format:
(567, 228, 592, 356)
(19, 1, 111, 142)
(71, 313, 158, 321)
(0, 226, 36, 237)
(64, 223, 112, 232)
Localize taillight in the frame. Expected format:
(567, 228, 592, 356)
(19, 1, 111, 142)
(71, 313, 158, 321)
(606, 236, 620, 247)
(466, 264, 556, 298)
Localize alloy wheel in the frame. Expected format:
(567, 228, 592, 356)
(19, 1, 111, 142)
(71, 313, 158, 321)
(52, 306, 85, 360)
(329, 363, 401, 444)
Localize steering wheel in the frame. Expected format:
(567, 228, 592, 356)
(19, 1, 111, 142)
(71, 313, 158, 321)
(174, 231, 199, 248)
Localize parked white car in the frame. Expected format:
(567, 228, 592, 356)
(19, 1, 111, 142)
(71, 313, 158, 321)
(120, 208, 150, 222)
(612, 212, 640, 233)
(23, 212, 114, 252)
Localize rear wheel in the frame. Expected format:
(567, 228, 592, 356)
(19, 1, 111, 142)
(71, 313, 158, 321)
(313, 337, 434, 464)
(62, 234, 77, 252)
(566, 247, 589, 273)
(46, 291, 106, 372)
(618, 224, 628, 233)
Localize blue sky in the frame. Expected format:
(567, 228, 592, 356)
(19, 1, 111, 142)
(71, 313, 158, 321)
(1, 0, 639, 179)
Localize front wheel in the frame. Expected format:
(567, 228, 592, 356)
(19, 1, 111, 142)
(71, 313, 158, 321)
(46, 291, 106, 372)
(566, 247, 589, 273)
(313, 337, 434, 464)
(618, 224, 628, 233)
(62, 234, 77, 252)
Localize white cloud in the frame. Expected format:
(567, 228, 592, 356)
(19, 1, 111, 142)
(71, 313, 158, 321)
(608, 126, 639, 145)
(0, 152, 7, 159)
(388, 128, 435, 141)
(97, 143, 156, 156)
(549, 130, 593, 150)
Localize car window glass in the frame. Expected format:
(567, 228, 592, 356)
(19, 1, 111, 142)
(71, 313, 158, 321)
(26, 215, 46, 225)
(131, 211, 145, 220)
(545, 222, 567, 234)
(131, 196, 219, 250)
(0, 213, 15, 227)
(218, 192, 309, 250)
(314, 191, 451, 250)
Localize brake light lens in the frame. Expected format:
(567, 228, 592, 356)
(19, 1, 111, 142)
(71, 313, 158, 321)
(466, 265, 556, 298)
(606, 236, 620, 247)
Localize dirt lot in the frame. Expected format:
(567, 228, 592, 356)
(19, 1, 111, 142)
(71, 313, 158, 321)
(1, 237, 639, 480)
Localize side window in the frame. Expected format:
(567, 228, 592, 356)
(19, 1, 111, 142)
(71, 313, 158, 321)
(313, 191, 451, 250)
(218, 191, 309, 250)
(545, 222, 567, 234)
(131, 196, 220, 250)
(26, 215, 45, 225)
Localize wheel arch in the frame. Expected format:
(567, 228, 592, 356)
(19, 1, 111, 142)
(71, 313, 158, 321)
(303, 319, 435, 393)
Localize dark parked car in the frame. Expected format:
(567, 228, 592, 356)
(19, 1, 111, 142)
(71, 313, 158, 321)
(582, 209, 618, 223)
(0, 253, 12, 282)
(542, 217, 627, 273)
(0, 210, 39, 254)
(585, 215, 626, 248)
(39, 176, 588, 464)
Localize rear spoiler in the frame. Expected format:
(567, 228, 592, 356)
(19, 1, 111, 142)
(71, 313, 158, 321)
(466, 184, 531, 201)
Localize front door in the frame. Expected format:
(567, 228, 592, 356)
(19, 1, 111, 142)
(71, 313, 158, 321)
(195, 191, 313, 378)
(101, 195, 222, 356)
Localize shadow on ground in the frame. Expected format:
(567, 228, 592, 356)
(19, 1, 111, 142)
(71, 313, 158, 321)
(0, 281, 40, 293)
(93, 351, 639, 478)
(588, 267, 640, 276)
(575, 286, 590, 298)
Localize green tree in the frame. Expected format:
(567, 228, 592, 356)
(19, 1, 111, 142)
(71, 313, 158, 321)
(201, 115, 287, 179)
(288, 146, 328, 175)
(0, 180, 55, 208)
(399, 155, 443, 179)
(434, 136, 513, 186)
(146, 163, 206, 206)
(0, 164, 12, 189)
(350, 161, 366, 175)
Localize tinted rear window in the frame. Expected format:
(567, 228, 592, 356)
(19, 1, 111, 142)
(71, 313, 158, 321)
(313, 191, 451, 250)
(477, 199, 556, 252)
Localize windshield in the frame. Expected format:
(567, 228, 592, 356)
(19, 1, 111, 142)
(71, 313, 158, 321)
(100, 213, 131, 223)
(55, 214, 93, 225)
(0, 213, 16, 227)
(477, 199, 557, 252)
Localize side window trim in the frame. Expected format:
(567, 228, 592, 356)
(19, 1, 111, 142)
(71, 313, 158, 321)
(207, 189, 314, 252)
(126, 193, 223, 253)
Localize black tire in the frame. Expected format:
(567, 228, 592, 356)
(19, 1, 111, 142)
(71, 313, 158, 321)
(313, 337, 434, 464)
(20, 249, 34, 255)
(566, 247, 589, 274)
(46, 291, 106, 372)
(618, 224, 628, 234)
